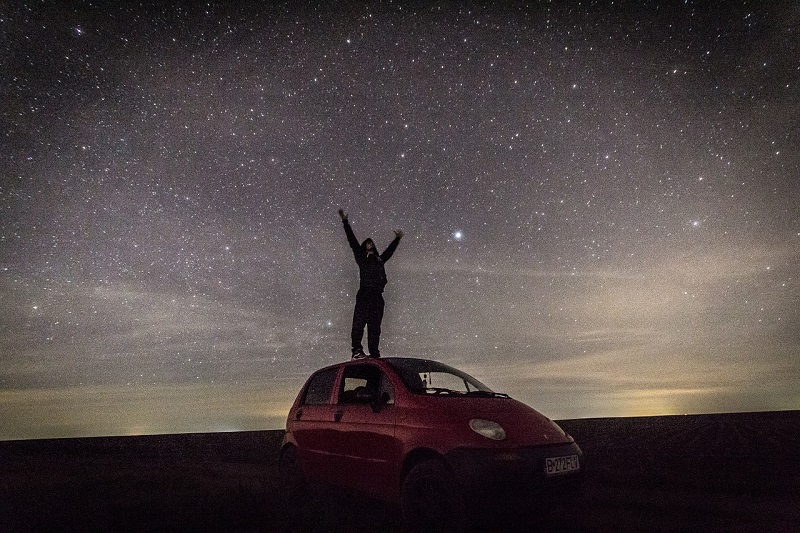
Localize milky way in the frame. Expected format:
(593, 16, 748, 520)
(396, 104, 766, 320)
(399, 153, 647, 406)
(2, 1, 798, 438)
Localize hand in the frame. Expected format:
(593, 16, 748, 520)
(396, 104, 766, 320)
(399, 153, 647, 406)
(394, 229, 404, 239)
(338, 208, 347, 221)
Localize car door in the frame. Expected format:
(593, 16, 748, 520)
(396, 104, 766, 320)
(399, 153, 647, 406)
(292, 366, 341, 483)
(333, 364, 400, 495)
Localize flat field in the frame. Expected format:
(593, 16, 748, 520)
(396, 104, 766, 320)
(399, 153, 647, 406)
(1, 411, 798, 531)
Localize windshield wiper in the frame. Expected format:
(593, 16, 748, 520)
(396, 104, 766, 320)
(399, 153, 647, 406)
(465, 390, 510, 398)
(424, 387, 464, 396)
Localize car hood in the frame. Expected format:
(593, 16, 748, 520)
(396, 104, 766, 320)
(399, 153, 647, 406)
(409, 395, 572, 446)
(495, 400, 572, 445)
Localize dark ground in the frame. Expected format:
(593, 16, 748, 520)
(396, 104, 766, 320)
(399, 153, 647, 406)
(1, 411, 798, 532)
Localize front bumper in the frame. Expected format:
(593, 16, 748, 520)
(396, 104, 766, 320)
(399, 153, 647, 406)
(444, 441, 585, 496)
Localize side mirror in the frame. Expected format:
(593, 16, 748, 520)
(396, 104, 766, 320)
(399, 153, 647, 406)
(371, 392, 391, 413)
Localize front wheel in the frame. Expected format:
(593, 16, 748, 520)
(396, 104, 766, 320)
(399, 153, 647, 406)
(401, 459, 466, 532)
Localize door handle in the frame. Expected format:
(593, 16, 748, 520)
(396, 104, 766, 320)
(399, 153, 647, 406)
(334, 409, 343, 422)
(295, 408, 303, 420)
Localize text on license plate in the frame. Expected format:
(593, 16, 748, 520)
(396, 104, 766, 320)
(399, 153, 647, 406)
(544, 454, 580, 476)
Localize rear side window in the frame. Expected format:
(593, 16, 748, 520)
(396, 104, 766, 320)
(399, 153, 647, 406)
(339, 365, 394, 404)
(303, 367, 338, 405)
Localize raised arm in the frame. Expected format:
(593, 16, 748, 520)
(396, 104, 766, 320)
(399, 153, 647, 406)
(380, 229, 403, 263)
(338, 209, 361, 254)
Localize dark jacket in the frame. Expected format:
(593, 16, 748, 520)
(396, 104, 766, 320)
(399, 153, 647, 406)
(343, 219, 400, 292)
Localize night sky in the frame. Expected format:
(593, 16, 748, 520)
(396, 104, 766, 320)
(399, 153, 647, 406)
(2, 1, 798, 439)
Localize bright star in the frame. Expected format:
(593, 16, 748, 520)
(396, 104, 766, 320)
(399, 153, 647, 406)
(453, 231, 463, 241)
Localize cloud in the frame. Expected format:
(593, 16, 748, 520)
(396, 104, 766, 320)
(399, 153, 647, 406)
(0, 382, 300, 440)
(0, 277, 294, 387)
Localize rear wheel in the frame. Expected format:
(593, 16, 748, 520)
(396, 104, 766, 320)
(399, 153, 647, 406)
(278, 445, 306, 506)
(401, 459, 465, 532)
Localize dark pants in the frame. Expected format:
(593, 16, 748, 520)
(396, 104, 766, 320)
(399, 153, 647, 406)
(351, 288, 385, 357)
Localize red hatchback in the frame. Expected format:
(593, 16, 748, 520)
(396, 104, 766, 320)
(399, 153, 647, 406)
(279, 357, 583, 528)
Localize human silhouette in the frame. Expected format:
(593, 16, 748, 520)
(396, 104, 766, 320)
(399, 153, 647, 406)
(338, 208, 403, 358)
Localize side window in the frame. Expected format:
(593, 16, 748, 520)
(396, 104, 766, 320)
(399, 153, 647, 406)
(302, 367, 338, 405)
(339, 365, 394, 404)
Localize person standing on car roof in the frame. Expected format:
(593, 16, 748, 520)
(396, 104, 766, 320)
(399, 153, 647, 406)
(338, 208, 403, 359)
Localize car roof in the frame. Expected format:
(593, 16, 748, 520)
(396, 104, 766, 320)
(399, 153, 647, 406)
(304, 356, 496, 394)
(309, 356, 436, 375)
(313, 356, 407, 370)
(312, 356, 480, 378)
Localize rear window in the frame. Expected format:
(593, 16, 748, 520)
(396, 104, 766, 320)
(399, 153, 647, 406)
(302, 367, 338, 405)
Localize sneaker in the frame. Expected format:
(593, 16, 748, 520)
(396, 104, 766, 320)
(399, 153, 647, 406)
(351, 349, 367, 359)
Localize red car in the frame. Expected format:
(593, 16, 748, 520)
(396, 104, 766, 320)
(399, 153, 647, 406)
(279, 357, 583, 528)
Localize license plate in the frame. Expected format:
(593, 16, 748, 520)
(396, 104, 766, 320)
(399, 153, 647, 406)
(544, 454, 580, 476)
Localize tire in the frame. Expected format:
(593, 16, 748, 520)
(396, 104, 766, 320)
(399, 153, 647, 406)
(278, 445, 306, 506)
(401, 459, 466, 532)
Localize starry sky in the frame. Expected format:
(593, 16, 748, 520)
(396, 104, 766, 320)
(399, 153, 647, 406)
(2, 1, 798, 440)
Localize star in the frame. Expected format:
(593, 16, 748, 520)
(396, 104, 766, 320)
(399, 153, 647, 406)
(1, 0, 797, 439)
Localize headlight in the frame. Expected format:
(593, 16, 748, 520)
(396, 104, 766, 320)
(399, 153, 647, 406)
(469, 418, 506, 440)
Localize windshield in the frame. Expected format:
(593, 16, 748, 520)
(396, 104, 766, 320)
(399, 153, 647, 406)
(384, 358, 506, 396)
